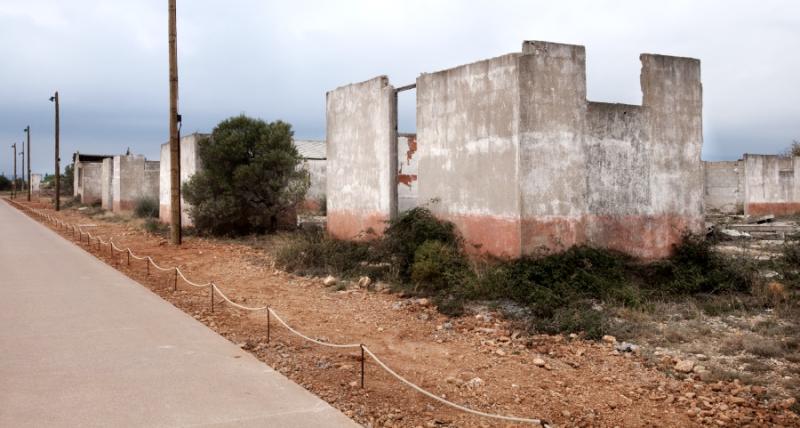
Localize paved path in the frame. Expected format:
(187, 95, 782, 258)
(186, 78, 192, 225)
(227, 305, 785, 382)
(0, 200, 358, 428)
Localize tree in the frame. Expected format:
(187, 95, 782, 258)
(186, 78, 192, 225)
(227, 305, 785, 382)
(62, 163, 74, 195)
(0, 175, 10, 191)
(182, 115, 308, 235)
(786, 140, 800, 157)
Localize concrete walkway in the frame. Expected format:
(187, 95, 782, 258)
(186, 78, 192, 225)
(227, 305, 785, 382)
(0, 200, 358, 428)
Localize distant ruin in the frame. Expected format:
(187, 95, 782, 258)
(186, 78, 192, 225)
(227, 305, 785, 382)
(326, 40, 704, 259)
(705, 154, 800, 216)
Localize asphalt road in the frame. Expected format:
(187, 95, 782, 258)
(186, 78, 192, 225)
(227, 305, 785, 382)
(0, 200, 358, 428)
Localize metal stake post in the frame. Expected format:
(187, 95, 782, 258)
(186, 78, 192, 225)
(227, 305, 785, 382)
(360, 345, 365, 388)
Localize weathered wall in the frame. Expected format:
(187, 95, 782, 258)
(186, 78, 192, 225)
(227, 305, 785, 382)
(415, 41, 703, 259)
(159, 133, 204, 225)
(112, 155, 159, 212)
(397, 134, 419, 213)
(743, 154, 800, 216)
(101, 158, 114, 210)
(75, 161, 103, 204)
(326, 76, 396, 239)
(31, 174, 42, 196)
(704, 161, 744, 214)
(301, 159, 326, 210)
(417, 54, 522, 256)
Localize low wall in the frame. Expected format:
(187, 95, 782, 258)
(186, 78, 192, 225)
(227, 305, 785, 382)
(704, 161, 744, 214)
(743, 154, 800, 216)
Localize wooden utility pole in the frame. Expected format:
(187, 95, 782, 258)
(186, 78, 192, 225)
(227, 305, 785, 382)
(50, 92, 60, 211)
(25, 126, 31, 201)
(168, 0, 182, 245)
(19, 146, 24, 199)
(11, 143, 17, 199)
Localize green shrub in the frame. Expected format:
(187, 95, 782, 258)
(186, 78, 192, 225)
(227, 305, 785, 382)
(133, 197, 159, 218)
(380, 206, 461, 279)
(183, 115, 308, 236)
(411, 240, 471, 294)
(143, 218, 168, 235)
(275, 228, 376, 278)
(650, 234, 755, 295)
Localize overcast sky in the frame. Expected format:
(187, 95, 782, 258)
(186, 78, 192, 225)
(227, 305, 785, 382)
(1, 0, 798, 176)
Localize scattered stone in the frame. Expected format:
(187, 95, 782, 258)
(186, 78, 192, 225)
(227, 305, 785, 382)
(720, 229, 751, 238)
(693, 365, 707, 374)
(602, 335, 617, 344)
(495, 349, 506, 357)
(373, 281, 390, 292)
(416, 298, 431, 307)
(615, 342, 640, 353)
(675, 360, 695, 373)
(465, 377, 484, 388)
(533, 358, 546, 367)
(357, 276, 372, 288)
(322, 275, 337, 286)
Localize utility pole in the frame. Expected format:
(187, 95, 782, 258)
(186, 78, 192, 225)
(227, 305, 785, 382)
(11, 143, 17, 199)
(24, 126, 31, 201)
(19, 146, 24, 198)
(50, 91, 60, 211)
(168, 0, 182, 245)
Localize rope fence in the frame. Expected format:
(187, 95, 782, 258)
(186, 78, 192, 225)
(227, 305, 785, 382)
(6, 199, 549, 427)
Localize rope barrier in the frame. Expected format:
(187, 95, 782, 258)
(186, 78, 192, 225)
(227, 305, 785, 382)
(7, 200, 548, 426)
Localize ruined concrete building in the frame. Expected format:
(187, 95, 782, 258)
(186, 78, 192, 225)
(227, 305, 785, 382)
(73, 152, 113, 204)
(73, 151, 159, 212)
(326, 40, 704, 259)
(705, 154, 800, 216)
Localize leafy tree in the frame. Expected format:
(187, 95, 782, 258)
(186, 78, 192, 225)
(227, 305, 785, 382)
(0, 175, 10, 191)
(62, 163, 74, 195)
(182, 115, 308, 235)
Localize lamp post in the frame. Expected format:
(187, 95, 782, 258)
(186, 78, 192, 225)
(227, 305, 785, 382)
(49, 92, 60, 211)
(11, 143, 17, 199)
(19, 146, 24, 198)
(24, 126, 31, 201)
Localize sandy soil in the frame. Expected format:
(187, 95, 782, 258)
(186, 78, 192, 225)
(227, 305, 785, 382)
(12, 200, 799, 427)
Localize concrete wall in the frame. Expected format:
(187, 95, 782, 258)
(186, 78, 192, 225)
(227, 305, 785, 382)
(416, 41, 703, 259)
(397, 134, 419, 213)
(743, 154, 800, 216)
(74, 161, 103, 204)
(31, 174, 42, 196)
(112, 155, 159, 212)
(101, 158, 114, 210)
(301, 159, 326, 211)
(704, 161, 744, 214)
(326, 76, 396, 239)
(159, 134, 204, 226)
(417, 53, 522, 255)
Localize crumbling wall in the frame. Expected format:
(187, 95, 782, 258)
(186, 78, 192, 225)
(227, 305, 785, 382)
(75, 161, 103, 205)
(112, 155, 159, 212)
(159, 133, 204, 226)
(417, 54, 522, 255)
(326, 76, 396, 239)
(101, 158, 114, 210)
(397, 134, 419, 213)
(704, 161, 744, 214)
(416, 41, 703, 259)
(743, 154, 800, 216)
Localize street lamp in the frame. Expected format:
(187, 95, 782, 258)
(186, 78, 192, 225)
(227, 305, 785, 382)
(49, 92, 60, 211)
(11, 143, 17, 199)
(24, 126, 31, 201)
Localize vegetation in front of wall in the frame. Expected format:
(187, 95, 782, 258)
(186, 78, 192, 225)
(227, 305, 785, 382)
(276, 206, 772, 339)
(182, 115, 309, 236)
(133, 197, 159, 219)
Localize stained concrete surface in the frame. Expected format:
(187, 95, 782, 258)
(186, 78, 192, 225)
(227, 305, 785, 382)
(0, 200, 357, 428)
